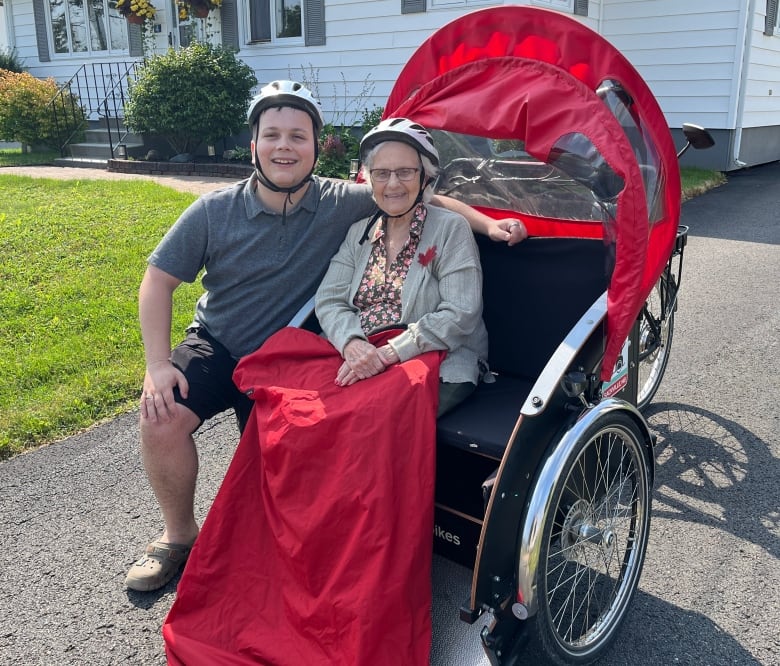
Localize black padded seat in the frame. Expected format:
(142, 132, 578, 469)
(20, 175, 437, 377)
(436, 234, 608, 460)
(436, 374, 533, 460)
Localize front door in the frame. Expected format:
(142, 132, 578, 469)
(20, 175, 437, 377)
(168, 0, 205, 48)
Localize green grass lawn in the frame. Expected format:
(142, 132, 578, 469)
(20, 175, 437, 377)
(0, 147, 60, 167)
(681, 167, 726, 200)
(0, 166, 725, 459)
(0, 175, 200, 458)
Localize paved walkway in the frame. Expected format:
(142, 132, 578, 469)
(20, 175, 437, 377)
(1, 164, 239, 195)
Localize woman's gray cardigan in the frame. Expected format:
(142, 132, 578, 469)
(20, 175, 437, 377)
(315, 205, 491, 385)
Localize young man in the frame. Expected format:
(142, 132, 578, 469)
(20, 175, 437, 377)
(125, 80, 526, 591)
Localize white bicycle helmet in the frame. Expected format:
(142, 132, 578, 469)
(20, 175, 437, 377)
(359, 118, 440, 167)
(247, 80, 324, 134)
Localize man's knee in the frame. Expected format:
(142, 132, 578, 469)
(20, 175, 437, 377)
(140, 406, 201, 447)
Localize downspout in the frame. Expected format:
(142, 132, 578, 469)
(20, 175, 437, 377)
(732, 0, 756, 169)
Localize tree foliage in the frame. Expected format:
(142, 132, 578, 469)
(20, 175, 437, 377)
(124, 43, 257, 155)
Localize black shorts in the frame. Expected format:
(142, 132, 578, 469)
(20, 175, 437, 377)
(170, 327, 254, 432)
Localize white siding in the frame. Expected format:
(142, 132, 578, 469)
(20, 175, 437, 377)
(236, 0, 597, 121)
(599, 0, 744, 129)
(238, 0, 493, 119)
(743, 6, 780, 128)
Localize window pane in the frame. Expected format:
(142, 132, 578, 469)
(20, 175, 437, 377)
(88, 0, 109, 50)
(68, 0, 89, 52)
(250, 0, 272, 42)
(108, 1, 129, 50)
(276, 0, 301, 38)
(49, 0, 70, 54)
(47, 0, 125, 55)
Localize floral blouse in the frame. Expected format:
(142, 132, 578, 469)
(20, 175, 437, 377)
(353, 204, 427, 334)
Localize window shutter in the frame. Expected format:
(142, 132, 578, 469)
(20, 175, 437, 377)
(221, 0, 240, 49)
(573, 0, 588, 17)
(128, 24, 143, 57)
(401, 0, 426, 15)
(32, 0, 51, 62)
(305, 0, 326, 46)
(766, 0, 778, 35)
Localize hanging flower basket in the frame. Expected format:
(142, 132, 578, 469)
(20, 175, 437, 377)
(117, 0, 157, 23)
(192, 3, 210, 18)
(176, 0, 221, 20)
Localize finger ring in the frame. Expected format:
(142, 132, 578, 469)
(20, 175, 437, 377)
(145, 394, 154, 400)
(509, 222, 520, 230)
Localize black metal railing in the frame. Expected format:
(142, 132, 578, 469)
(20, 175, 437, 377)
(50, 61, 142, 158)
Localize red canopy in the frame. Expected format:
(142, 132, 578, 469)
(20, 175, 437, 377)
(383, 6, 681, 379)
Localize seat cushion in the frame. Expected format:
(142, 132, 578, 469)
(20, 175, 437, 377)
(436, 375, 534, 459)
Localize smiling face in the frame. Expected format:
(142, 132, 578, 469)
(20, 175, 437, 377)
(250, 106, 317, 190)
(368, 141, 423, 218)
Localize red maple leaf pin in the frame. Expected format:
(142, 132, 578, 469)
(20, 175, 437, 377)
(418, 245, 437, 267)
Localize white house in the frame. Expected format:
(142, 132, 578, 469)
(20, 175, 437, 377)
(1, 0, 780, 170)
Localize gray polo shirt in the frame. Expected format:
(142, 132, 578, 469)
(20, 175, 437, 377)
(149, 174, 376, 358)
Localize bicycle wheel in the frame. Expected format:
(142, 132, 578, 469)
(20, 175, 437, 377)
(533, 413, 652, 665)
(636, 271, 675, 411)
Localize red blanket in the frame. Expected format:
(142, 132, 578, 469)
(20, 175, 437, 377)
(163, 327, 443, 666)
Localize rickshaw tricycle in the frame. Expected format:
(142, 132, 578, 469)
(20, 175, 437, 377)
(368, 7, 713, 665)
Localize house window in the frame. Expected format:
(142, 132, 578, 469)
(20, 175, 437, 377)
(249, 0, 303, 42)
(429, 0, 491, 7)
(46, 0, 129, 55)
(531, 0, 575, 11)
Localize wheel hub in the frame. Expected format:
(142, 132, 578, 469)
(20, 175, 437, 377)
(639, 321, 660, 357)
(560, 500, 615, 564)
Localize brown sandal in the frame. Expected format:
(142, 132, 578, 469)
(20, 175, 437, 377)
(124, 541, 193, 592)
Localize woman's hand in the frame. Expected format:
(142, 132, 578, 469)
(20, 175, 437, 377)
(336, 338, 390, 386)
(140, 360, 189, 422)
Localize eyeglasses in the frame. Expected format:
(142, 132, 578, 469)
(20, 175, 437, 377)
(369, 167, 421, 182)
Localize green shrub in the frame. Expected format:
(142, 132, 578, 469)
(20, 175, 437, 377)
(0, 48, 26, 73)
(0, 71, 85, 150)
(125, 42, 257, 155)
(316, 125, 356, 179)
(315, 105, 384, 179)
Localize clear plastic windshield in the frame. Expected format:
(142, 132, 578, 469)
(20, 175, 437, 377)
(596, 79, 665, 223)
(432, 129, 623, 225)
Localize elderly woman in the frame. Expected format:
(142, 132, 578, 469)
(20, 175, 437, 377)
(315, 118, 492, 415)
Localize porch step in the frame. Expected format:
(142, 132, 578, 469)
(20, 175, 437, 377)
(68, 141, 143, 160)
(64, 117, 144, 163)
(53, 156, 113, 169)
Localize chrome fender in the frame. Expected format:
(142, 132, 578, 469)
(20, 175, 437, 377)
(514, 398, 654, 617)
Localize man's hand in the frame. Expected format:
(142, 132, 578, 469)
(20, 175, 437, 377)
(489, 218, 528, 246)
(430, 194, 528, 245)
(140, 360, 189, 422)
